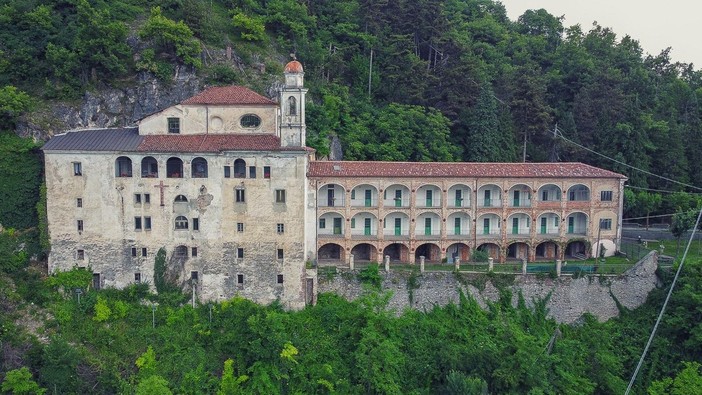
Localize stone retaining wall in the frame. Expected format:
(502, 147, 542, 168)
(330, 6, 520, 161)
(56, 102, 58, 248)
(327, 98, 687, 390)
(317, 251, 659, 323)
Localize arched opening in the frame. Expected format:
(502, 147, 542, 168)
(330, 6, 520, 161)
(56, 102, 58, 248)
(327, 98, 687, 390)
(507, 242, 529, 261)
(478, 184, 502, 207)
(537, 213, 560, 235)
(535, 241, 559, 261)
(508, 184, 531, 207)
(115, 156, 132, 177)
(416, 213, 441, 237)
(477, 243, 500, 260)
(447, 243, 470, 263)
(447, 213, 471, 236)
(507, 213, 531, 236)
(415, 243, 441, 263)
(318, 243, 344, 263)
(538, 184, 561, 202)
(383, 184, 410, 207)
(351, 243, 377, 262)
(166, 157, 183, 178)
(287, 96, 297, 116)
(384, 243, 410, 263)
(477, 214, 501, 236)
(318, 184, 345, 207)
(383, 212, 409, 237)
(351, 213, 377, 237)
(234, 159, 246, 178)
(351, 184, 378, 207)
(174, 195, 188, 203)
(174, 245, 188, 259)
(175, 216, 188, 230)
(416, 184, 442, 208)
(141, 156, 158, 178)
(191, 157, 208, 178)
(448, 184, 471, 208)
(568, 184, 590, 201)
(318, 213, 345, 236)
(566, 212, 588, 235)
(565, 241, 588, 259)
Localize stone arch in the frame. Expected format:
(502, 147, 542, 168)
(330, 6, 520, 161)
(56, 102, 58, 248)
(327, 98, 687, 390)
(477, 243, 501, 260)
(416, 212, 441, 236)
(508, 183, 532, 207)
(174, 194, 188, 202)
(350, 243, 377, 262)
(477, 213, 501, 235)
(538, 183, 561, 202)
(536, 212, 560, 236)
(447, 243, 470, 263)
(115, 156, 132, 177)
(535, 241, 560, 261)
(350, 184, 379, 207)
(318, 212, 345, 236)
(506, 241, 529, 261)
(174, 245, 188, 258)
(318, 243, 344, 262)
(448, 183, 471, 208)
(384, 243, 410, 263)
(447, 212, 471, 236)
(565, 240, 589, 259)
(287, 96, 297, 116)
(383, 183, 411, 207)
(567, 184, 590, 201)
(318, 183, 345, 207)
(415, 242, 441, 263)
(175, 216, 188, 229)
(383, 212, 409, 237)
(565, 212, 588, 235)
(350, 212, 377, 236)
(506, 213, 531, 236)
(416, 184, 442, 208)
(477, 184, 502, 207)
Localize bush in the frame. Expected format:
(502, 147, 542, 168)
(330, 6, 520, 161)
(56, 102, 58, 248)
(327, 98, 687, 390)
(358, 263, 382, 289)
(472, 250, 489, 262)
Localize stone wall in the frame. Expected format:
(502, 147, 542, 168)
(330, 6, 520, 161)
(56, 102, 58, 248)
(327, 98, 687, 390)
(317, 251, 660, 323)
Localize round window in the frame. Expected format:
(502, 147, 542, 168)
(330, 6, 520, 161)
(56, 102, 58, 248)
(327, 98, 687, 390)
(240, 114, 261, 128)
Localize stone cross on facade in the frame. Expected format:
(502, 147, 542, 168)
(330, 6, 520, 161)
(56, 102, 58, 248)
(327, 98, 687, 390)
(154, 181, 170, 206)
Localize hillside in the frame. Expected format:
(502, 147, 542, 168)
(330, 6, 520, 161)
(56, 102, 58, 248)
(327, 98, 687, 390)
(3, 0, 702, 393)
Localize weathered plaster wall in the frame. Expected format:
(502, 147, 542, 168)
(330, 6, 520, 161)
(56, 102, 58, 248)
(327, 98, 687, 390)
(317, 251, 659, 323)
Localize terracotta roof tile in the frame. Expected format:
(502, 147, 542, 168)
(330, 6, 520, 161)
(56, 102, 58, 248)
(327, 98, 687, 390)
(181, 86, 276, 105)
(136, 134, 308, 153)
(308, 161, 626, 179)
(284, 60, 304, 73)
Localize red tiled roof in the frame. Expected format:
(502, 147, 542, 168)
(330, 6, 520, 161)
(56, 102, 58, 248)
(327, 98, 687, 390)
(181, 86, 276, 105)
(308, 161, 626, 179)
(137, 134, 305, 153)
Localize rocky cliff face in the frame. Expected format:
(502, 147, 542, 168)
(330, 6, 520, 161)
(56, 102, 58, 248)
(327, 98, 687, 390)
(16, 66, 202, 141)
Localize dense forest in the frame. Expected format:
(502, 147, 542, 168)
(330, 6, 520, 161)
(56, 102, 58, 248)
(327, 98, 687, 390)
(2, 0, 702, 393)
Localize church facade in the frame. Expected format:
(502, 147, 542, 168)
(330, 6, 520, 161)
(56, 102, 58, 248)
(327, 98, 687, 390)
(42, 60, 626, 308)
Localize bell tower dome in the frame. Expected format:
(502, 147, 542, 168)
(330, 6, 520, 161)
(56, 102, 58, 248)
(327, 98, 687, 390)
(279, 55, 307, 147)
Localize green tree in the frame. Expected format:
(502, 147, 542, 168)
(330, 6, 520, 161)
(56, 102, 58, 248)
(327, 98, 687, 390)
(0, 86, 31, 129)
(139, 7, 201, 70)
(1, 367, 45, 395)
(649, 362, 702, 395)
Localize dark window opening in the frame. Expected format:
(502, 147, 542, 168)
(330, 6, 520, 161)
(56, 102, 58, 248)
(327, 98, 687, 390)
(77, 249, 84, 260)
(237, 248, 244, 259)
(134, 273, 141, 283)
(193, 218, 199, 231)
(77, 198, 83, 208)
(116, 157, 132, 177)
(166, 157, 183, 178)
(73, 162, 82, 176)
(135, 217, 142, 230)
(240, 114, 261, 128)
(277, 274, 284, 284)
(92, 273, 101, 290)
(131, 247, 137, 257)
(191, 271, 198, 281)
(237, 274, 244, 284)
(175, 194, 188, 202)
(277, 249, 284, 260)
(249, 166, 256, 178)
(224, 166, 231, 178)
(175, 245, 188, 258)
(191, 157, 208, 178)
(145, 217, 152, 230)
(236, 189, 245, 203)
(234, 159, 246, 178)
(275, 189, 286, 203)
(263, 166, 271, 179)
(77, 220, 84, 232)
(237, 222, 244, 232)
(192, 247, 198, 257)
(141, 157, 158, 178)
(175, 216, 188, 230)
(167, 117, 180, 134)
(141, 247, 147, 257)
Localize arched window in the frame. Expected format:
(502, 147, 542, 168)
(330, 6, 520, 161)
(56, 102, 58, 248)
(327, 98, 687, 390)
(115, 156, 132, 177)
(287, 96, 297, 116)
(141, 157, 158, 178)
(191, 157, 208, 178)
(175, 216, 189, 229)
(234, 159, 246, 178)
(240, 114, 261, 128)
(174, 195, 188, 203)
(175, 245, 188, 258)
(166, 157, 183, 178)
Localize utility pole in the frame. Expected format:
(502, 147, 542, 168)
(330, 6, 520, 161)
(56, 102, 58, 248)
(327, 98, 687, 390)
(368, 49, 373, 98)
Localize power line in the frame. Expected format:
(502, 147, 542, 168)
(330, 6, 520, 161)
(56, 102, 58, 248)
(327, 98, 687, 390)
(625, 206, 702, 394)
(625, 185, 702, 195)
(555, 127, 702, 192)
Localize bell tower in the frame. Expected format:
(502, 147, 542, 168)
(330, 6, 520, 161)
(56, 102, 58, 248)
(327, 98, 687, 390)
(279, 55, 307, 147)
